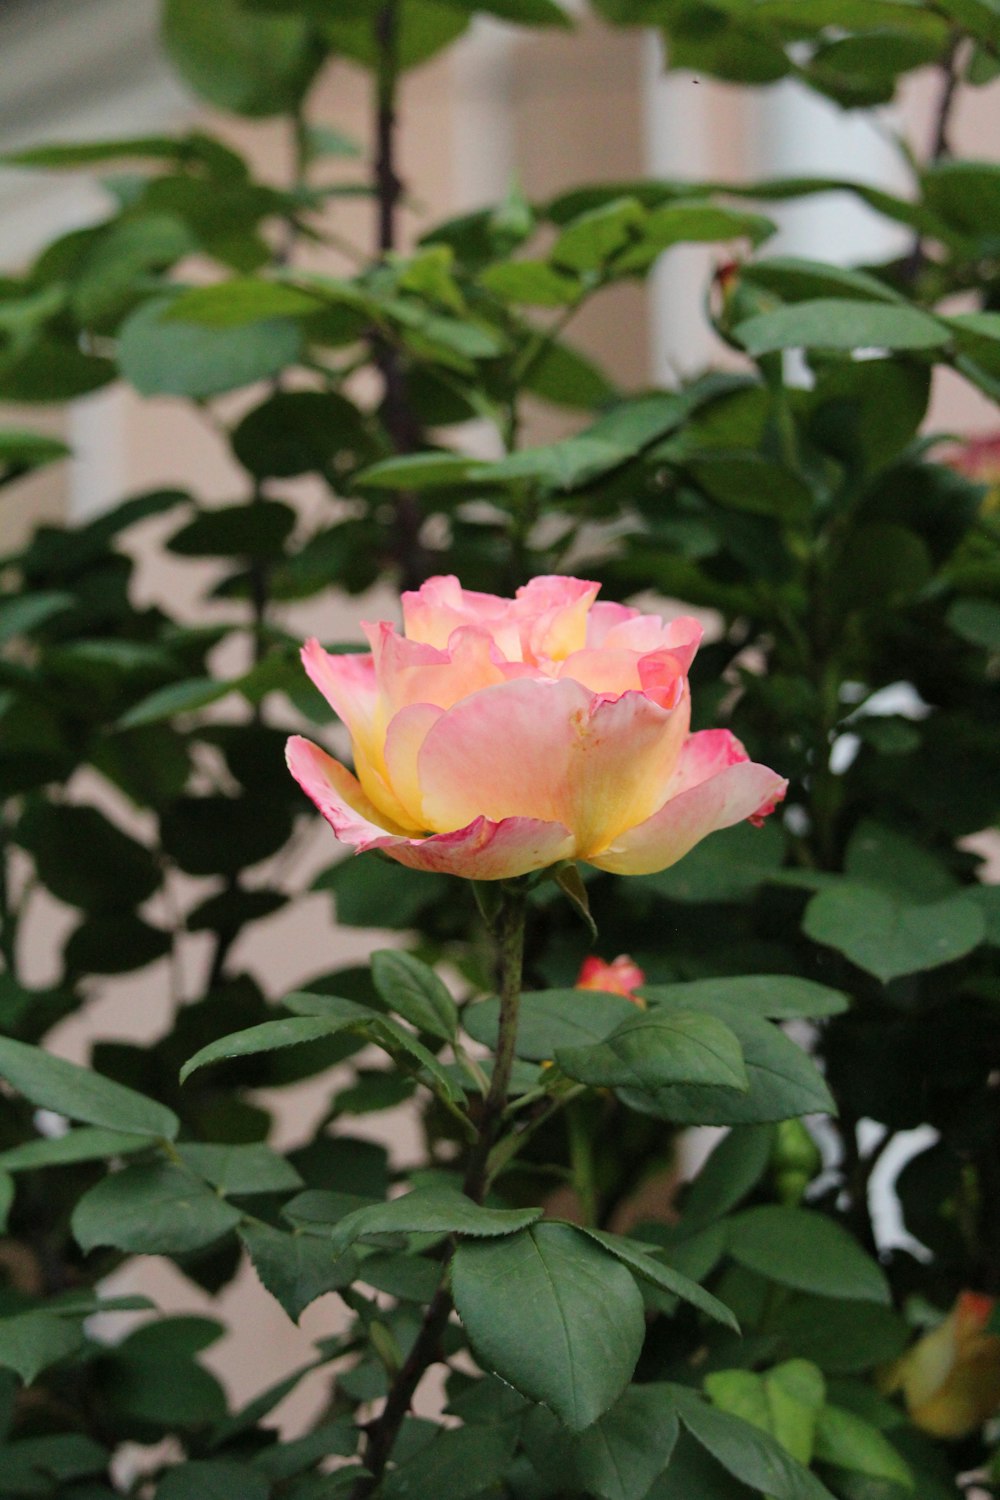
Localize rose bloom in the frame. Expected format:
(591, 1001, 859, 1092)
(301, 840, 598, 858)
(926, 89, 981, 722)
(286, 575, 786, 881)
(881, 1292, 1000, 1439)
(576, 955, 646, 1006)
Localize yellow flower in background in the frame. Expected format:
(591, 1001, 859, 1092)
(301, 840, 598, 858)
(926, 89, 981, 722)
(882, 1292, 1000, 1439)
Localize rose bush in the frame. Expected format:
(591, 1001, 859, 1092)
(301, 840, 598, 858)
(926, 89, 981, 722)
(287, 574, 786, 879)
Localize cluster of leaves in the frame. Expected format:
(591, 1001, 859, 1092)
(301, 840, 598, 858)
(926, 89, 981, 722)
(0, 0, 999, 1496)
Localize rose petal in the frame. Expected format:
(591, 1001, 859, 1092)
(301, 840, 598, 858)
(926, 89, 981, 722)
(365, 620, 511, 716)
(301, 637, 377, 744)
(590, 757, 787, 875)
(370, 815, 575, 880)
(383, 701, 444, 825)
(285, 735, 408, 844)
(287, 734, 573, 879)
(416, 676, 690, 857)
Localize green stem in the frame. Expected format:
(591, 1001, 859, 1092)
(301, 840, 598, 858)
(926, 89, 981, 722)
(567, 1101, 599, 1228)
(352, 883, 528, 1497)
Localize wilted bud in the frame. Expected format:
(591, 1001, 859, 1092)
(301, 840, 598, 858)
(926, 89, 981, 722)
(881, 1292, 1000, 1439)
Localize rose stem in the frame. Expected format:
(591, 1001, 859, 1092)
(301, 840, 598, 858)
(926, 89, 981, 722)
(352, 881, 528, 1494)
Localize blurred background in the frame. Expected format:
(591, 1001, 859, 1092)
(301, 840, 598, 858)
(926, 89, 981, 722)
(1, 0, 998, 1434)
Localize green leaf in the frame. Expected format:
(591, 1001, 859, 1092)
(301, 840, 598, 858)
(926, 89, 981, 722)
(581, 1227, 738, 1330)
(463, 987, 636, 1061)
(802, 884, 985, 983)
(735, 299, 947, 355)
(620, 999, 834, 1125)
(948, 596, 1000, 648)
(0, 1311, 84, 1385)
(678, 1125, 777, 1227)
(16, 801, 162, 911)
(177, 1142, 302, 1194)
(0, 1036, 179, 1139)
(73, 1163, 243, 1254)
(166, 499, 296, 559)
(641, 977, 849, 1021)
(331, 1187, 540, 1251)
(727, 1206, 890, 1303)
(163, 278, 321, 327)
(232, 389, 370, 478)
(180, 1015, 357, 1084)
(0, 590, 74, 644)
(240, 1222, 357, 1321)
(480, 259, 581, 306)
(0, 1172, 11, 1233)
(371, 950, 458, 1041)
(555, 1010, 747, 1093)
(813, 1404, 913, 1487)
(670, 1387, 837, 1500)
(162, 0, 322, 117)
(117, 676, 234, 728)
(451, 1222, 645, 1431)
(522, 1384, 680, 1500)
(0, 1126, 150, 1171)
(551, 198, 646, 271)
(354, 451, 487, 491)
(382, 1420, 519, 1500)
(842, 821, 957, 902)
(156, 1460, 270, 1500)
(705, 1361, 826, 1466)
(118, 295, 302, 398)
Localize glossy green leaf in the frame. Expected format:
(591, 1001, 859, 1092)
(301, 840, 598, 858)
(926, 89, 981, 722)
(640, 977, 849, 1021)
(72, 1163, 242, 1254)
(463, 987, 636, 1060)
(556, 1009, 747, 1093)
(523, 1385, 680, 1500)
(581, 1227, 738, 1329)
(618, 999, 834, 1125)
(452, 1223, 645, 1430)
(803, 883, 985, 982)
(331, 1187, 540, 1250)
(240, 1222, 357, 1321)
(382, 1419, 518, 1500)
(177, 1142, 302, 1194)
(371, 949, 458, 1041)
(671, 1387, 837, 1500)
(0, 1037, 179, 1139)
(180, 1015, 355, 1084)
(0, 1126, 150, 1171)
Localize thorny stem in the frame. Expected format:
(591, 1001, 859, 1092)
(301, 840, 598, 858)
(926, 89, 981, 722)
(352, 883, 528, 1497)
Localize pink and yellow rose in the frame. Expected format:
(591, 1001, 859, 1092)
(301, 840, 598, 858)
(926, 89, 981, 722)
(286, 575, 786, 881)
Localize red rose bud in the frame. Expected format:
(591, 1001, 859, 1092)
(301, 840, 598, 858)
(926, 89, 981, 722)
(575, 955, 646, 1006)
